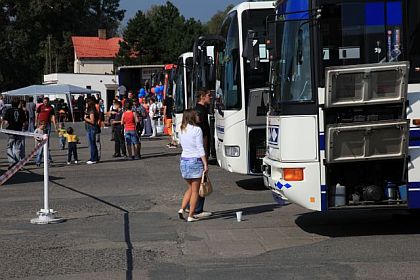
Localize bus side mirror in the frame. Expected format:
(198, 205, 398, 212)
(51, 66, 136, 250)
(244, 30, 261, 70)
(217, 103, 224, 117)
(267, 21, 283, 61)
(207, 56, 216, 85)
(297, 29, 303, 65)
(198, 49, 208, 89)
(186, 58, 193, 71)
(216, 98, 224, 117)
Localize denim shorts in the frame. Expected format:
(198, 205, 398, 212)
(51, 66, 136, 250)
(180, 157, 203, 179)
(124, 131, 139, 145)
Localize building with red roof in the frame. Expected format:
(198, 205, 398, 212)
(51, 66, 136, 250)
(72, 29, 122, 74)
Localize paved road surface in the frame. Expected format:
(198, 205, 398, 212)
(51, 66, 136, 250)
(0, 123, 419, 279)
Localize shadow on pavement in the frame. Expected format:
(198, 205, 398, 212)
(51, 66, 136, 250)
(138, 152, 180, 160)
(139, 136, 166, 141)
(0, 170, 64, 185)
(295, 210, 420, 237)
(208, 158, 218, 166)
(236, 177, 267, 191)
(203, 203, 283, 221)
(97, 152, 180, 164)
(33, 175, 135, 280)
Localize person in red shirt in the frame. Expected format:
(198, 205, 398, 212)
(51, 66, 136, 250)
(35, 97, 56, 163)
(36, 97, 57, 131)
(121, 102, 139, 160)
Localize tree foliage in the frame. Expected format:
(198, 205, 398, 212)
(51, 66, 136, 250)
(205, 4, 234, 35)
(115, 1, 205, 66)
(0, 0, 125, 92)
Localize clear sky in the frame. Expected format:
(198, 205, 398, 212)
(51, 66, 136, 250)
(119, 0, 244, 24)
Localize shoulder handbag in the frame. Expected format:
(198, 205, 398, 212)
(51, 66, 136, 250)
(199, 172, 213, 197)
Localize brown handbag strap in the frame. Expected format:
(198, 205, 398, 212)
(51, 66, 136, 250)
(201, 172, 206, 184)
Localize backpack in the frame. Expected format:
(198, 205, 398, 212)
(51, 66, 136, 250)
(135, 110, 144, 137)
(137, 105, 147, 119)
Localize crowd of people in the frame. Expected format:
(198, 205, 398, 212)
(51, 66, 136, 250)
(0, 86, 214, 223)
(108, 85, 176, 159)
(1, 96, 76, 168)
(0, 84, 176, 169)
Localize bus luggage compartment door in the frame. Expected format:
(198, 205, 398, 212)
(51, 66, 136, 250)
(247, 88, 269, 126)
(249, 128, 266, 174)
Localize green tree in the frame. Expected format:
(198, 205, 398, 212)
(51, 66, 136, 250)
(0, 0, 125, 92)
(115, 1, 205, 66)
(205, 4, 234, 34)
(114, 10, 154, 66)
(83, 0, 125, 36)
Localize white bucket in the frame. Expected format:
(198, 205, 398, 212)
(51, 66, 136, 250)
(334, 183, 346, 206)
(236, 211, 243, 222)
(156, 118, 164, 134)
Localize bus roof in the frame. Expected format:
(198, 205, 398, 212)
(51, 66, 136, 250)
(229, 1, 276, 15)
(118, 65, 164, 70)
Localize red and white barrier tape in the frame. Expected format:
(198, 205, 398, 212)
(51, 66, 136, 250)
(0, 129, 47, 185)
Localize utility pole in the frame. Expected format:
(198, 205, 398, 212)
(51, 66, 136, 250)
(48, 35, 52, 74)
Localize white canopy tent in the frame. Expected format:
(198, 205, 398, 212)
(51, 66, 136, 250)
(2, 84, 101, 123)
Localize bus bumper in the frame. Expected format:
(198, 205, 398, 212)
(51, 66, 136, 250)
(262, 158, 289, 205)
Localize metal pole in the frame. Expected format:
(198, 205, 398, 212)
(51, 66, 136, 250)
(43, 139, 49, 212)
(31, 135, 63, 224)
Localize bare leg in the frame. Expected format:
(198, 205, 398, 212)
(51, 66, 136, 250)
(126, 144, 133, 157)
(188, 179, 201, 218)
(181, 180, 193, 210)
(136, 142, 141, 157)
(133, 144, 139, 157)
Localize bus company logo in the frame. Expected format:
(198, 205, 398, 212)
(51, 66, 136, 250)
(216, 126, 225, 134)
(268, 126, 279, 145)
(276, 181, 292, 190)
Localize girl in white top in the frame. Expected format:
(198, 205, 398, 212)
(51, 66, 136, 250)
(178, 109, 208, 222)
(148, 97, 157, 137)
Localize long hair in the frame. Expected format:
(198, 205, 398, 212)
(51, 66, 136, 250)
(86, 100, 96, 112)
(181, 109, 197, 132)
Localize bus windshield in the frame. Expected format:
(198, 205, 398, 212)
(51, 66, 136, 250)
(272, 15, 313, 110)
(220, 11, 241, 110)
(319, 1, 404, 84)
(174, 58, 185, 113)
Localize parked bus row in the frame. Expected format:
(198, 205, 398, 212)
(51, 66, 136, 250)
(123, 0, 420, 214)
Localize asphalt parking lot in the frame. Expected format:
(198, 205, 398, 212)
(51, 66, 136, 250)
(1, 123, 420, 280)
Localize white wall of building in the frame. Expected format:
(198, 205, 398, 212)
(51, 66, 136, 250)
(43, 73, 118, 112)
(74, 58, 115, 75)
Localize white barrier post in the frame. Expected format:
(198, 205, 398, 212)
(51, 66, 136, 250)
(30, 135, 63, 224)
(157, 117, 164, 135)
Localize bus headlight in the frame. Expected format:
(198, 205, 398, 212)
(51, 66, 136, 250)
(225, 146, 240, 157)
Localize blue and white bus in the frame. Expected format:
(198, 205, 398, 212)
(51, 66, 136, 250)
(263, 0, 420, 211)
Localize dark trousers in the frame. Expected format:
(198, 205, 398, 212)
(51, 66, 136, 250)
(187, 196, 205, 214)
(195, 197, 205, 214)
(68, 142, 78, 162)
(86, 126, 98, 162)
(7, 135, 24, 164)
(114, 126, 126, 156)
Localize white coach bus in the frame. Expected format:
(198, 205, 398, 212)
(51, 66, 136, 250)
(215, 1, 275, 174)
(173, 52, 193, 143)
